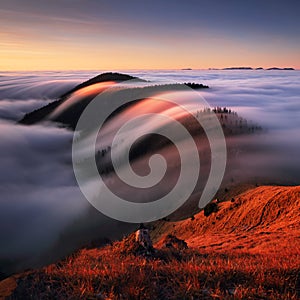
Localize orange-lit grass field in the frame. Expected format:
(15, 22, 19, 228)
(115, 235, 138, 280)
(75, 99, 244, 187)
(4, 238, 299, 299)
(1, 186, 299, 299)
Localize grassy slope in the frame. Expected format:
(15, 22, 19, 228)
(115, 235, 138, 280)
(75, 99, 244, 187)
(153, 186, 300, 253)
(1, 186, 299, 299)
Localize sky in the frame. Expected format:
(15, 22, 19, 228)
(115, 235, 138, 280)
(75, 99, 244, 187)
(0, 0, 299, 71)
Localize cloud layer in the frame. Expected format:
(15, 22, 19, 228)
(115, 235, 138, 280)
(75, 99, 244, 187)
(0, 70, 299, 275)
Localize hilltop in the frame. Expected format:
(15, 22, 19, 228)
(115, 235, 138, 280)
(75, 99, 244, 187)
(18, 73, 208, 129)
(1, 185, 299, 299)
(18, 73, 142, 127)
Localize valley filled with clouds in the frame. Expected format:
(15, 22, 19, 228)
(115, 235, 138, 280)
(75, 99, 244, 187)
(0, 70, 299, 274)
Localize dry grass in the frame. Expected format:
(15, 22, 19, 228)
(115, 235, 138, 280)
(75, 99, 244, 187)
(2, 185, 300, 299)
(6, 240, 299, 300)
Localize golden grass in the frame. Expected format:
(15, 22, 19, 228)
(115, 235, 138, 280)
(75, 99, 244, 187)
(5, 232, 299, 300)
(4, 185, 300, 299)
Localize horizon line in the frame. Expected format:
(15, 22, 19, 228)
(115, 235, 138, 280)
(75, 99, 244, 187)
(0, 67, 299, 73)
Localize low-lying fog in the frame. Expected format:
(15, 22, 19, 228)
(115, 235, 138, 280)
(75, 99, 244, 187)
(0, 70, 299, 276)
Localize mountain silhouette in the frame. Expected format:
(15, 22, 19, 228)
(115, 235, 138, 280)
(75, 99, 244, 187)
(19, 73, 143, 128)
(18, 73, 208, 129)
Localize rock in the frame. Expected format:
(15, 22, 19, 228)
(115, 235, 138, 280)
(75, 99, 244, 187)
(135, 225, 153, 250)
(203, 201, 219, 217)
(164, 234, 188, 250)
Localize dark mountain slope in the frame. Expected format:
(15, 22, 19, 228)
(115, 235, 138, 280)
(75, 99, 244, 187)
(18, 73, 142, 126)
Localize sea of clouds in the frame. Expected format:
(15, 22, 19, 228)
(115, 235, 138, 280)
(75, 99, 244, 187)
(0, 70, 299, 275)
(130, 70, 300, 184)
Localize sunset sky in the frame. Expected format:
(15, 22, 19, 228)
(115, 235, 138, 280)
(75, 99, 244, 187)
(1, 0, 299, 71)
